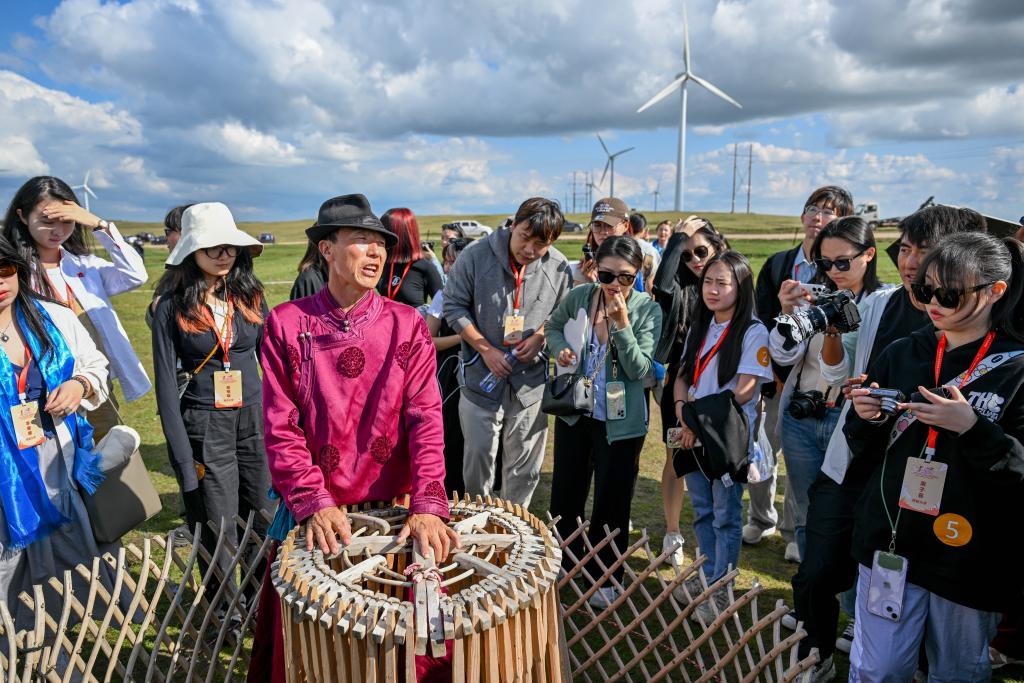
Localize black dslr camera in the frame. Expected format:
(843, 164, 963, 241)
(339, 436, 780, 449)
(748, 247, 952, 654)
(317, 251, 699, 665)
(775, 289, 861, 350)
(788, 389, 828, 420)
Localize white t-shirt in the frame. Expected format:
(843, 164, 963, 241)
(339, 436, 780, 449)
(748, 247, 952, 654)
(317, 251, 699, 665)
(686, 317, 773, 455)
(426, 291, 445, 320)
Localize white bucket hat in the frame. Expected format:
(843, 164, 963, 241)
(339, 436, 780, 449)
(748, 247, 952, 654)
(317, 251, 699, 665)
(165, 202, 264, 266)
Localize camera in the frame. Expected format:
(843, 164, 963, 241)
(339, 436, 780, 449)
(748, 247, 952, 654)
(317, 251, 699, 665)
(788, 389, 828, 420)
(775, 289, 861, 350)
(582, 244, 594, 261)
(422, 241, 434, 251)
(863, 388, 906, 416)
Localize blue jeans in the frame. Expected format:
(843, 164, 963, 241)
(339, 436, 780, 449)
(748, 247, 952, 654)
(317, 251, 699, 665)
(781, 406, 841, 556)
(684, 472, 744, 583)
(849, 564, 998, 682)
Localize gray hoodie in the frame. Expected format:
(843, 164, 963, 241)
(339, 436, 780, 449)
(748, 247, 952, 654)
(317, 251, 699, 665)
(443, 228, 572, 410)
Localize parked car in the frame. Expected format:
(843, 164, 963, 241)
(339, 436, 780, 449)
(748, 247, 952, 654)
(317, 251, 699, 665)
(150, 234, 167, 245)
(564, 220, 584, 233)
(134, 232, 156, 243)
(124, 236, 145, 257)
(442, 220, 492, 238)
(258, 232, 276, 244)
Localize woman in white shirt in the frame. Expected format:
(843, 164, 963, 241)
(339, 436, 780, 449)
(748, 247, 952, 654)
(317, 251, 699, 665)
(2, 176, 150, 439)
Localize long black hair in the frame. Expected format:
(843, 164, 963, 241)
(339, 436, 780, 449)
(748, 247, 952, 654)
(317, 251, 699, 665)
(296, 240, 328, 276)
(168, 248, 265, 334)
(2, 177, 94, 297)
(810, 216, 881, 295)
(153, 204, 196, 299)
(0, 235, 56, 360)
(677, 220, 730, 288)
(916, 232, 1024, 342)
(680, 250, 759, 387)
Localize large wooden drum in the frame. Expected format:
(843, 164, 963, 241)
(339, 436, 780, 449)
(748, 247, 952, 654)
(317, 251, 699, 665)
(273, 495, 564, 682)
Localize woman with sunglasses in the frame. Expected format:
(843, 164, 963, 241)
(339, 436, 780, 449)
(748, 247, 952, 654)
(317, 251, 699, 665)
(2, 176, 150, 440)
(151, 203, 273, 610)
(547, 235, 662, 608)
(0, 234, 110, 632)
(845, 232, 1024, 680)
(770, 216, 881, 564)
(652, 216, 730, 571)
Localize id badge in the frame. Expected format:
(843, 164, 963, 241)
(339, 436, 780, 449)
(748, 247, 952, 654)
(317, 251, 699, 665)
(666, 427, 684, 449)
(606, 381, 626, 420)
(502, 314, 525, 346)
(213, 370, 244, 408)
(867, 550, 908, 622)
(898, 456, 947, 516)
(11, 402, 45, 449)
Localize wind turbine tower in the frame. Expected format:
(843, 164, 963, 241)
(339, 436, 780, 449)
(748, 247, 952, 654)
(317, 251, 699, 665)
(596, 134, 634, 199)
(637, 0, 742, 211)
(653, 180, 662, 212)
(73, 172, 98, 212)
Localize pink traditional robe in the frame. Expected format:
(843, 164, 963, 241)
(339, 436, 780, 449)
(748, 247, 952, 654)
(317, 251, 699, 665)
(247, 287, 450, 683)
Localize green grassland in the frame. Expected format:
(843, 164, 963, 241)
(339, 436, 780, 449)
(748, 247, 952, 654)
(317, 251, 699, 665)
(110, 233, 1019, 680)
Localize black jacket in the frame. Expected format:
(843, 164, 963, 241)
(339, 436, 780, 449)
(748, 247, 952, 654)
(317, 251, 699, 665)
(754, 245, 801, 387)
(673, 390, 750, 483)
(652, 232, 700, 365)
(846, 327, 1024, 611)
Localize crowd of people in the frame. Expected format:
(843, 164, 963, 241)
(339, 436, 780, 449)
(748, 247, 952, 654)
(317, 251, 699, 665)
(0, 173, 1022, 682)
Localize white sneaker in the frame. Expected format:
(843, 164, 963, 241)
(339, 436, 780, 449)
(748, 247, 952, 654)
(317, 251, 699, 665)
(781, 610, 798, 631)
(784, 541, 801, 563)
(662, 532, 686, 573)
(835, 620, 855, 654)
(587, 586, 620, 610)
(741, 523, 778, 545)
(671, 575, 705, 605)
(690, 588, 730, 626)
(810, 655, 836, 683)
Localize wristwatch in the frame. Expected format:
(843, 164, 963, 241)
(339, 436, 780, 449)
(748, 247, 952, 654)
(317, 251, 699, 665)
(94, 219, 110, 232)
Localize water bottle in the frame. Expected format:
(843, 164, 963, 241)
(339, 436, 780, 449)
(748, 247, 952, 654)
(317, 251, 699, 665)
(480, 352, 521, 393)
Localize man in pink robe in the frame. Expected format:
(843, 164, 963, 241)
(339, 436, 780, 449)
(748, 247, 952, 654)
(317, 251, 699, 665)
(248, 194, 458, 683)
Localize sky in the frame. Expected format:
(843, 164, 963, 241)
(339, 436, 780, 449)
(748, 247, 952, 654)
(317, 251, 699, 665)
(0, 0, 1021, 223)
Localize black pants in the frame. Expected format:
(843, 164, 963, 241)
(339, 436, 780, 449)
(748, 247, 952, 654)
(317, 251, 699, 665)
(550, 416, 643, 584)
(182, 402, 274, 609)
(792, 471, 864, 658)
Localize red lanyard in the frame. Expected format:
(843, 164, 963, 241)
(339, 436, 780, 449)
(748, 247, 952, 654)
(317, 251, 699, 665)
(926, 330, 995, 457)
(509, 255, 525, 314)
(692, 323, 730, 389)
(386, 260, 414, 300)
(15, 345, 32, 402)
(202, 298, 234, 370)
(43, 269, 77, 313)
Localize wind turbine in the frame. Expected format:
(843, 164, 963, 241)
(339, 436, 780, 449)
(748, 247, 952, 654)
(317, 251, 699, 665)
(72, 172, 98, 212)
(652, 180, 662, 212)
(637, 0, 741, 212)
(596, 134, 634, 199)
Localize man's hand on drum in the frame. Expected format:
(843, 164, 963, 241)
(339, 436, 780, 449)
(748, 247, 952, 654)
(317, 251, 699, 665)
(304, 505, 352, 555)
(398, 513, 462, 563)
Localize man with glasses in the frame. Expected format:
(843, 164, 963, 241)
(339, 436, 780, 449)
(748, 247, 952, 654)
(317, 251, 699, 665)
(573, 198, 632, 285)
(746, 186, 854, 562)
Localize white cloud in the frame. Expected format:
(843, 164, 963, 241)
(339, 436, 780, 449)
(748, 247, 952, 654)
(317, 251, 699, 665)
(196, 121, 303, 166)
(0, 136, 49, 176)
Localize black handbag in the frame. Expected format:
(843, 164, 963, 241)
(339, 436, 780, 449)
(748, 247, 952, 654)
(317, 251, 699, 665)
(540, 341, 610, 417)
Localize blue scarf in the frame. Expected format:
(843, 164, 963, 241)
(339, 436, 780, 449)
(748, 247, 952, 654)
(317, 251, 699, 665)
(0, 300, 104, 551)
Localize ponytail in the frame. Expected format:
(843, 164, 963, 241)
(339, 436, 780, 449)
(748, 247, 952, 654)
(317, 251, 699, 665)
(994, 237, 1024, 342)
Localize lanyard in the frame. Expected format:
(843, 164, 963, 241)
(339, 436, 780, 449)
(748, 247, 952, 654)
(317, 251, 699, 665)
(386, 260, 414, 300)
(509, 255, 525, 315)
(202, 298, 234, 370)
(692, 323, 730, 389)
(925, 330, 994, 459)
(43, 269, 77, 314)
(15, 345, 32, 403)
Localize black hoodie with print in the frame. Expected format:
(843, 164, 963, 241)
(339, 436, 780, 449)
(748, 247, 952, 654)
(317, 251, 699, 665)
(845, 326, 1024, 612)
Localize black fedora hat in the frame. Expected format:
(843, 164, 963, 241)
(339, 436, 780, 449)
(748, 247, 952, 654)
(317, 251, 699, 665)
(306, 194, 398, 247)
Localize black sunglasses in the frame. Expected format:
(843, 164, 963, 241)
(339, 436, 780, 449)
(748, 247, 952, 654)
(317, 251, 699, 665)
(597, 269, 637, 286)
(202, 245, 240, 259)
(816, 249, 866, 273)
(910, 282, 994, 309)
(681, 245, 710, 263)
(0, 263, 17, 278)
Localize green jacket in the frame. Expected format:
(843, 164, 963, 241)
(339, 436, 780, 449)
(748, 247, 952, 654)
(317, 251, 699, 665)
(545, 284, 662, 443)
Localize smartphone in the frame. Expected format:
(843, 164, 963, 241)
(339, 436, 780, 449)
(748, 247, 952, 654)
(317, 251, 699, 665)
(798, 283, 830, 298)
(582, 245, 594, 262)
(867, 551, 908, 622)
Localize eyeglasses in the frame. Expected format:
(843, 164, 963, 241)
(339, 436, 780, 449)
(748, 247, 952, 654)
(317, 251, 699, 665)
(202, 245, 239, 259)
(910, 282, 995, 309)
(681, 245, 711, 263)
(597, 269, 637, 286)
(0, 263, 16, 278)
(591, 221, 624, 235)
(804, 206, 837, 220)
(164, 227, 179, 236)
(816, 249, 866, 272)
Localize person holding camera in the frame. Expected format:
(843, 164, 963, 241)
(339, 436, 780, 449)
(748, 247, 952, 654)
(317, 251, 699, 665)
(844, 231, 1024, 680)
(374, 208, 443, 309)
(547, 236, 661, 609)
(747, 185, 855, 559)
(572, 198, 644, 293)
(652, 216, 730, 571)
(789, 205, 987, 673)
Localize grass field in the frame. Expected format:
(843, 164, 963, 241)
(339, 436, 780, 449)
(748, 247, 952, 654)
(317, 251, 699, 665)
(112, 234, 1021, 680)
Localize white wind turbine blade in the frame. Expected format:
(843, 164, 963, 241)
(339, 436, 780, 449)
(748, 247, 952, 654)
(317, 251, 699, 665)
(84, 185, 98, 199)
(689, 74, 743, 108)
(636, 73, 689, 113)
(612, 146, 636, 159)
(596, 133, 611, 156)
(600, 158, 611, 185)
(683, 0, 691, 74)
